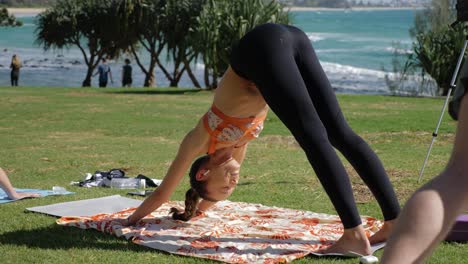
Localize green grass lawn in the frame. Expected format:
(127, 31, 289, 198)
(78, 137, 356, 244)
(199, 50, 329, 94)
(0, 86, 463, 263)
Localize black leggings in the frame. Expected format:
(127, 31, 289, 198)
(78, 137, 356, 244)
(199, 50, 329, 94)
(230, 23, 400, 229)
(11, 72, 19, 86)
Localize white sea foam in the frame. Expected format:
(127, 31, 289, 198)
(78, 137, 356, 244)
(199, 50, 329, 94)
(307, 32, 348, 42)
(306, 33, 326, 42)
(384, 46, 413, 55)
(338, 36, 398, 43)
(307, 35, 325, 42)
(321, 61, 392, 94)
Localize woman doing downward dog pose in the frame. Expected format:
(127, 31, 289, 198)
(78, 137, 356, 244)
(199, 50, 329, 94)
(125, 23, 400, 255)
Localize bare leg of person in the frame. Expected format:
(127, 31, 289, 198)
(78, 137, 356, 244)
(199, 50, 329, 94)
(382, 94, 468, 263)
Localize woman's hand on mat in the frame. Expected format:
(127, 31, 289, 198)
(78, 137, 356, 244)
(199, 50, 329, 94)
(112, 217, 133, 226)
(122, 214, 143, 226)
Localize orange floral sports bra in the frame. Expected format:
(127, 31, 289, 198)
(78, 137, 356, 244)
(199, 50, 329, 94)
(202, 105, 266, 154)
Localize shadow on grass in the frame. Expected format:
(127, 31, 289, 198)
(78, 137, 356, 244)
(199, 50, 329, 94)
(0, 219, 368, 262)
(0, 224, 343, 262)
(0, 224, 150, 252)
(109, 88, 205, 95)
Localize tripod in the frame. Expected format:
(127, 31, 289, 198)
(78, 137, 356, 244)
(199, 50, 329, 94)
(418, 34, 468, 183)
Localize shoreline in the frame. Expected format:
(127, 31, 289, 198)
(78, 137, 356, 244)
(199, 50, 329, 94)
(286, 6, 424, 11)
(7, 8, 46, 16)
(6, 6, 423, 17)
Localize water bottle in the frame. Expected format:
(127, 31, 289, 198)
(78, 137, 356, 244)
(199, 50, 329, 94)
(110, 178, 146, 189)
(52, 186, 68, 194)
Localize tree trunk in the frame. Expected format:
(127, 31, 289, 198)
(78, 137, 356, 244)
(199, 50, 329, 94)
(156, 59, 174, 87)
(170, 61, 182, 87)
(211, 67, 219, 88)
(144, 61, 157, 87)
(82, 67, 94, 87)
(174, 67, 186, 87)
(204, 66, 210, 89)
(131, 45, 151, 87)
(183, 58, 201, 88)
(144, 73, 155, 87)
(212, 74, 218, 88)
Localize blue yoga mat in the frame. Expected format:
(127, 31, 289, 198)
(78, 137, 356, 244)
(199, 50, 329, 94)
(0, 188, 74, 204)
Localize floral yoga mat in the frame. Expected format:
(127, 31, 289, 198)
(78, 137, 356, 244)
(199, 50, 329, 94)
(57, 200, 382, 263)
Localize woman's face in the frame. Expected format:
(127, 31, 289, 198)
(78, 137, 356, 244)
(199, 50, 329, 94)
(200, 157, 240, 201)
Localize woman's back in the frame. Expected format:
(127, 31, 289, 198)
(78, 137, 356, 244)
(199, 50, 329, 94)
(213, 67, 268, 118)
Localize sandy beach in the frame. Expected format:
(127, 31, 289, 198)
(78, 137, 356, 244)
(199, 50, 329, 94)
(286, 6, 423, 11)
(7, 8, 46, 16)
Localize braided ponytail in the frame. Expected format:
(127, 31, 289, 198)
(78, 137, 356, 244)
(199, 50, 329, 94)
(170, 188, 200, 221)
(170, 155, 211, 221)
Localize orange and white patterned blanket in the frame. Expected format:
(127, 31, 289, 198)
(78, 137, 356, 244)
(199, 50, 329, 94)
(57, 200, 382, 263)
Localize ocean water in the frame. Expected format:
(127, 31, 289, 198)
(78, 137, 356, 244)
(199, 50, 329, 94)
(0, 9, 417, 94)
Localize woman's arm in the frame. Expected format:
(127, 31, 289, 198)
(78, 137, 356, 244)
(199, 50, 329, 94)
(127, 120, 209, 225)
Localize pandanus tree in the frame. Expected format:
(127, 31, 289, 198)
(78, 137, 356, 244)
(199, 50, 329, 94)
(405, 0, 466, 95)
(192, 0, 290, 89)
(410, 24, 467, 95)
(0, 7, 23, 27)
(35, 0, 290, 89)
(129, 0, 166, 87)
(35, 0, 141, 87)
(157, 0, 205, 88)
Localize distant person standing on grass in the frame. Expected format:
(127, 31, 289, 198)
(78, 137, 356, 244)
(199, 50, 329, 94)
(10, 54, 21, 86)
(122, 58, 132, 87)
(93, 58, 113, 88)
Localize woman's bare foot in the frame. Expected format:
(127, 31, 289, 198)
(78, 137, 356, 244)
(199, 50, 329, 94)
(9, 192, 40, 200)
(369, 219, 396, 245)
(321, 225, 372, 256)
